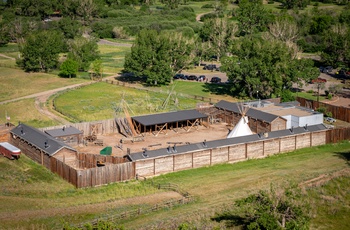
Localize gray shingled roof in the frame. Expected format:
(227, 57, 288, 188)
(127, 124, 327, 161)
(11, 124, 76, 156)
(132, 109, 208, 126)
(215, 100, 281, 123)
(45, 126, 82, 137)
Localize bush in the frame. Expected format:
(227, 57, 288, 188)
(91, 22, 113, 38)
(112, 27, 129, 39)
(107, 10, 132, 18)
(201, 4, 214, 8)
(307, 90, 314, 94)
(176, 26, 195, 38)
(268, 1, 274, 4)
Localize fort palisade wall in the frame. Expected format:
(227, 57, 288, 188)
(134, 130, 327, 177)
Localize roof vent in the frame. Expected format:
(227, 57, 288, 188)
(304, 124, 308, 131)
(142, 148, 148, 158)
(44, 140, 49, 149)
(20, 127, 25, 135)
(172, 145, 177, 153)
(202, 139, 207, 147)
(167, 146, 171, 153)
(62, 126, 65, 131)
(290, 126, 294, 134)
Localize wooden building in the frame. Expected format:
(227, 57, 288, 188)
(45, 126, 83, 146)
(215, 100, 287, 133)
(10, 123, 78, 169)
(127, 124, 328, 177)
(132, 109, 209, 136)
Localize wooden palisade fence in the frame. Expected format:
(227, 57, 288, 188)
(297, 97, 350, 123)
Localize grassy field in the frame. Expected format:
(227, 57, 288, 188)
(53, 82, 201, 122)
(0, 141, 349, 229)
(0, 67, 87, 102)
(98, 44, 130, 74)
(0, 98, 59, 127)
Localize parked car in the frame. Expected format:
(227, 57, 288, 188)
(198, 75, 206, 81)
(210, 77, 221, 83)
(311, 78, 327, 84)
(173, 74, 184, 80)
(187, 75, 198, 81)
(203, 64, 217, 71)
(322, 66, 333, 73)
(325, 117, 336, 123)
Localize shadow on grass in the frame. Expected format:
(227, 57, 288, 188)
(334, 151, 350, 166)
(202, 83, 231, 95)
(211, 212, 247, 228)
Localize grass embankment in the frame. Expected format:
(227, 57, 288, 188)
(53, 82, 201, 122)
(1, 142, 349, 229)
(0, 98, 59, 127)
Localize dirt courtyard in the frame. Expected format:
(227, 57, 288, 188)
(76, 123, 232, 157)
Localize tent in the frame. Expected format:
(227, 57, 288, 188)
(227, 115, 253, 138)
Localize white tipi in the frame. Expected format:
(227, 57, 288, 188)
(227, 103, 253, 138)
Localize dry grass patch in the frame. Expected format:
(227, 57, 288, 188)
(0, 67, 87, 102)
(0, 98, 59, 127)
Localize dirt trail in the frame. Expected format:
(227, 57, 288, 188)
(0, 53, 15, 60)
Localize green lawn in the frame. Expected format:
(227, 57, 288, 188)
(98, 44, 130, 74)
(53, 82, 201, 122)
(1, 141, 349, 229)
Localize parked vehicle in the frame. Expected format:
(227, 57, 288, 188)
(320, 66, 333, 73)
(173, 74, 184, 80)
(187, 75, 198, 81)
(203, 64, 217, 71)
(210, 77, 221, 83)
(325, 117, 336, 123)
(198, 75, 206, 81)
(0, 142, 21, 160)
(311, 78, 327, 84)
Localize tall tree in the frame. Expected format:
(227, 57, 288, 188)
(18, 30, 64, 72)
(124, 29, 195, 85)
(200, 18, 237, 61)
(67, 36, 100, 71)
(221, 37, 318, 99)
(321, 24, 350, 67)
(235, 0, 271, 36)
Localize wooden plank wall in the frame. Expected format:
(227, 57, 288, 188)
(40, 119, 118, 135)
(135, 130, 328, 177)
(77, 153, 128, 169)
(326, 128, 350, 143)
(51, 157, 135, 188)
(297, 97, 350, 123)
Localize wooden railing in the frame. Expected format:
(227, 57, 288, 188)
(74, 183, 194, 228)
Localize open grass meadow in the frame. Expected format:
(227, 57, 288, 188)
(0, 67, 87, 102)
(98, 44, 130, 74)
(0, 141, 349, 229)
(0, 98, 59, 127)
(53, 82, 200, 122)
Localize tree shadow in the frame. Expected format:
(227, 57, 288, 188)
(115, 72, 146, 84)
(334, 151, 350, 166)
(211, 213, 247, 228)
(202, 83, 231, 95)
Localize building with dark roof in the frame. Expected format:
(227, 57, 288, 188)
(131, 109, 209, 136)
(214, 100, 287, 133)
(10, 123, 77, 169)
(45, 126, 83, 146)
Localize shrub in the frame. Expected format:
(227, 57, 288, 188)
(112, 26, 129, 39)
(176, 26, 195, 38)
(307, 90, 314, 94)
(201, 3, 214, 8)
(107, 10, 132, 18)
(91, 22, 113, 38)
